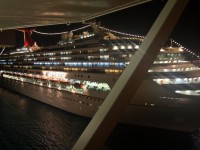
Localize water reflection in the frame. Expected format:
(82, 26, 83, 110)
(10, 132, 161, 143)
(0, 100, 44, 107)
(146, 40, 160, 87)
(0, 87, 90, 149)
(1, 87, 200, 150)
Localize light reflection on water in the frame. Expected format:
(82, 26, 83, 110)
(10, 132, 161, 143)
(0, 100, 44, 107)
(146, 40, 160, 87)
(1, 87, 200, 150)
(0, 87, 90, 150)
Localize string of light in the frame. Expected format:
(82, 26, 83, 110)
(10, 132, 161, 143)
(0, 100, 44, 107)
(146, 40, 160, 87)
(32, 30, 68, 35)
(98, 26, 197, 57)
(99, 26, 145, 39)
(173, 40, 191, 52)
(32, 24, 91, 35)
(99, 27, 198, 59)
(71, 24, 91, 32)
(101, 27, 196, 57)
(172, 40, 200, 59)
(100, 27, 200, 59)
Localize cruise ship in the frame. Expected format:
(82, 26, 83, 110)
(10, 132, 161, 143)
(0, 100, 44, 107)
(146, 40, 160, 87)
(0, 23, 200, 131)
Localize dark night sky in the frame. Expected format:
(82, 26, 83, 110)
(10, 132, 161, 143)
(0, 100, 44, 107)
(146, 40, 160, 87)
(17, 0, 199, 52)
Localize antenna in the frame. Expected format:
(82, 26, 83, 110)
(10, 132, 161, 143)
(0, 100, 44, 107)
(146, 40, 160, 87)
(170, 38, 173, 47)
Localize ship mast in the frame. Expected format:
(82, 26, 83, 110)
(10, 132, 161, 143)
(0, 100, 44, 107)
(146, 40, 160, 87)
(170, 38, 173, 47)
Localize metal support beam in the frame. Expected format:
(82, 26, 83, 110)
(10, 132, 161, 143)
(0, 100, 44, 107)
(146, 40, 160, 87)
(72, 0, 189, 149)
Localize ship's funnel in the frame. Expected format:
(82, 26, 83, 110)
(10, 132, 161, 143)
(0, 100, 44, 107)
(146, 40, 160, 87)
(18, 29, 34, 47)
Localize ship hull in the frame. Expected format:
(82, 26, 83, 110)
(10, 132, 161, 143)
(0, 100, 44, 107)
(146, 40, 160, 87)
(1, 77, 200, 132)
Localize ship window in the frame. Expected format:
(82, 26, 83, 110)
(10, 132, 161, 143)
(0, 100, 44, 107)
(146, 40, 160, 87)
(88, 62, 92, 67)
(77, 62, 81, 66)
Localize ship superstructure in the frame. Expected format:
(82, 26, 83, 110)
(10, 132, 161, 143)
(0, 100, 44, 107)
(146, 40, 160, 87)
(0, 23, 200, 131)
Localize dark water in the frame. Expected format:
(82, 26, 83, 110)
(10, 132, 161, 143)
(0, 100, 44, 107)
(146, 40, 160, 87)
(0, 87, 200, 150)
(0, 87, 90, 149)
(105, 125, 199, 150)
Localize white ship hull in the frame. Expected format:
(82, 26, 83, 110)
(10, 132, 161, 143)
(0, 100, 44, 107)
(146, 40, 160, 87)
(1, 75, 200, 132)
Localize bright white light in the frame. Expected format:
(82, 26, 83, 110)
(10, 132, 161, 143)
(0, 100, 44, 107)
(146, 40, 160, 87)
(163, 69, 168, 72)
(42, 71, 67, 79)
(160, 48, 165, 52)
(178, 47, 184, 52)
(127, 45, 132, 49)
(175, 78, 182, 83)
(135, 45, 139, 49)
(113, 46, 118, 50)
(176, 90, 200, 96)
(120, 45, 125, 49)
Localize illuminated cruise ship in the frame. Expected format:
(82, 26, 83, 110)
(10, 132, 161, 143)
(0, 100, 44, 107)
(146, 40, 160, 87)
(0, 23, 200, 131)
